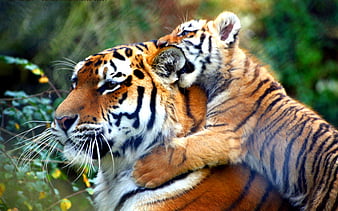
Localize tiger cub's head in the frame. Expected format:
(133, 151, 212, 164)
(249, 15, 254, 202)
(52, 41, 205, 167)
(157, 11, 242, 89)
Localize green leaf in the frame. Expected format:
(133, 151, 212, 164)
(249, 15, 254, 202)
(0, 55, 45, 76)
(4, 90, 28, 98)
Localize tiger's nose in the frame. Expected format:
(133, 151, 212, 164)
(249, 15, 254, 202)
(55, 115, 78, 133)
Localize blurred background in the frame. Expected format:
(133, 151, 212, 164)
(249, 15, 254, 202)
(0, 0, 337, 210)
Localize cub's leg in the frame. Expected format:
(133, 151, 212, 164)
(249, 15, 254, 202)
(134, 129, 242, 188)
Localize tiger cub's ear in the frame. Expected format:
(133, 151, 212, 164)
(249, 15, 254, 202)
(150, 46, 187, 84)
(211, 11, 241, 46)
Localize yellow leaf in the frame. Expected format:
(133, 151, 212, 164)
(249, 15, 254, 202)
(60, 198, 72, 211)
(32, 68, 44, 76)
(24, 201, 33, 210)
(51, 168, 62, 179)
(39, 75, 49, 83)
(46, 122, 51, 128)
(83, 165, 90, 174)
(39, 191, 46, 199)
(82, 173, 91, 188)
(0, 183, 5, 197)
(7, 208, 19, 211)
(14, 123, 20, 130)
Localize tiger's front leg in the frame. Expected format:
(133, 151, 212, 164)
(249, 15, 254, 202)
(133, 130, 243, 188)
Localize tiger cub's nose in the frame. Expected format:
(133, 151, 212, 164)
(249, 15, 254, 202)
(55, 115, 78, 133)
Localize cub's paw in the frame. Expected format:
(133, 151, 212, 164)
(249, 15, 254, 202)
(133, 145, 187, 188)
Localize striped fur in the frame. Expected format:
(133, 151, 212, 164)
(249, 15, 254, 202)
(133, 12, 338, 210)
(51, 41, 292, 210)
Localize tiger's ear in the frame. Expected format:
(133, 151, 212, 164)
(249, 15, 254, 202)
(150, 46, 186, 84)
(212, 11, 241, 45)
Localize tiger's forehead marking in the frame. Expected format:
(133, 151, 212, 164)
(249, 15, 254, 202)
(72, 46, 148, 84)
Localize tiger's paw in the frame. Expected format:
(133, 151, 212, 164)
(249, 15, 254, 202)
(133, 145, 187, 188)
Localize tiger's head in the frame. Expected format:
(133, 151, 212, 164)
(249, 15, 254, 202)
(157, 11, 242, 92)
(51, 41, 205, 169)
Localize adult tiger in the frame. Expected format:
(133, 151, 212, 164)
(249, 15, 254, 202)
(51, 41, 292, 210)
(133, 12, 338, 210)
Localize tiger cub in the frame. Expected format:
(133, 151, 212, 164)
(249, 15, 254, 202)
(133, 12, 338, 210)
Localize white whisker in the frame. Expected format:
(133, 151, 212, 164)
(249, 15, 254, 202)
(94, 131, 101, 171)
(6, 123, 48, 145)
(100, 133, 115, 174)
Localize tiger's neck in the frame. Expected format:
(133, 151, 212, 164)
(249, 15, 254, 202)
(94, 131, 166, 210)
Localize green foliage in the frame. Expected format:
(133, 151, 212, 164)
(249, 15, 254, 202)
(0, 0, 162, 91)
(0, 55, 45, 77)
(1, 90, 56, 132)
(258, 0, 338, 126)
(0, 53, 95, 211)
(0, 90, 94, 210)
(0, 144, 61, 211)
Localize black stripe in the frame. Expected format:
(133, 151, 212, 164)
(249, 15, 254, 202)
(110, 60, 117, 71)
(256, 95, 288, 124)
(208, 35, 212, 53)
(295, 122, 312, 169)
(85, 61, 93, 66)
(94, 59, 102, 67)
(116, 188, 147, 210)
(258, 104, 298, 139)
(234, 82, 282, 131)
(312, 136, 336, 180)
(224, 171, 256, 211)
(282, 136, 297, 193)
(205, 123, 229, 128)
(133, 69, 145, 79)
(207, 77, 239, 103)
(116, 171, 194, 210)
(113, 51, 126, 61)
(147, 85, 157, 130)
(196, 33, 206, 51)
(269, 144, 277, 183)
(315, 153, 338, 210)
(243, 55, 250, 75)
(248, 79, 270, 97)
(136, 45, 144, 51)
(311, 136, 330, 178)
(253, 185, 274, 211)
(332, 190, 338, 211)
(132, 86, 144, 128)
(138, 42, 149, 51)
(207, 103, 239, 118)
(293, 121, 311, 194)
(101, 106, 107, 121)
(118, 92, 128, 104)
(206, 96, 236, 116)
(111, 86, 144, 128)
(308, 123, 330, 152)
(121, 136, 143, 152)
(125, 48, 133, 57)
(180, 88, 194, 120)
